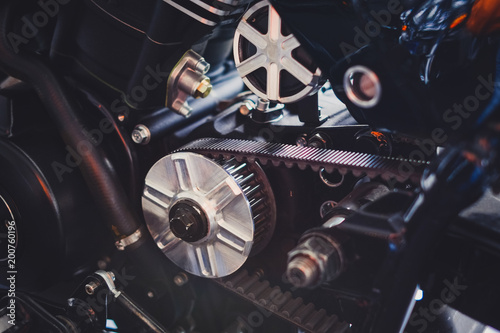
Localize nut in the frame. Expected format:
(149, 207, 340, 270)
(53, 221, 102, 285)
(193, 78, 212, 99)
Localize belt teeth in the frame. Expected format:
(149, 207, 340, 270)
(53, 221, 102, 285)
(217, 272, 349, 332)
(175, 137, 426, 183)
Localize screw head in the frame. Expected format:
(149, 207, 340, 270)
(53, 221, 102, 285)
(131, 125, 151, 145)
(193, 78, 212, 99)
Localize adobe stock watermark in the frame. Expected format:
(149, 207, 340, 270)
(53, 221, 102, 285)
(391, 72, 496, 184)
(51, 117, 115, 182)
(7, 0, 71, 53)
(110, 64, 170, 119)
(405, 277, 467, 333)
(340, 0, 404, 61)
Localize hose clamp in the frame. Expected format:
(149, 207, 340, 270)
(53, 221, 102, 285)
(115, 226, 146, 251)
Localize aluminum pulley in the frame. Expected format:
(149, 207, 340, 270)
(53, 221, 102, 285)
(233, 0, 323, 103)
(142, 152, 276, 278)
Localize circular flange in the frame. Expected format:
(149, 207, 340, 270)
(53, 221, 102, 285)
(142, 152, 273, 278)
(233, 0, 323, 103)
(343, 65, 382, 109)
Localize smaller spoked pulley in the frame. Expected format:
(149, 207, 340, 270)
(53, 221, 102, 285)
(233, 0, 323, 103)
(141, 152, 275, 278)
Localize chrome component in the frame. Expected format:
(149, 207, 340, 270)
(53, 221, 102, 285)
(95, 270, 121, 298)
(286, 256, 320, 288)
(251, 97, 284, 123)
(115, 226, 146, 251)
(164, 0, 217, 26)
(343, 65, 382, 108)
(131, 125, 151, 145)
(286, 233, 344, 289)
(85, 281, 100, 295)
(233, 0, 323, 103)
(166, 50, 212, 117)
(142, 152, 275, 278)
(164, 0, 252, 26)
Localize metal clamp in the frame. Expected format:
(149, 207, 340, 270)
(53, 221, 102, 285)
(115, 226, 146, 251)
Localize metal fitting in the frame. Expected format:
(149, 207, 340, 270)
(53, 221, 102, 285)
(85, 281, 100, 295)
(131, 125, 151, 145)
(286, 233, 344, 288)
(166, 50, 212, 117)
(193, 77, 212, 99)
(115, 226, 145, 251)
(239, 99, 255, 116)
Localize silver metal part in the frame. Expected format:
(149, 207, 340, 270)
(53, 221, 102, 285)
(343, 65, 382, 108)
(115, 226, 146, 251)
(166, 50, 212, 117)
(94, 270, 121, 298)
(142, 152, 275, 278)
(286, 235, 344, 289)
(164, 0, 252, 26)
(286, 233, 344, 288)
(233, 0, 323, 103)
(251, 97, 284, 123)
(85, 281, 100, 295)
(131, 125, 151, 145)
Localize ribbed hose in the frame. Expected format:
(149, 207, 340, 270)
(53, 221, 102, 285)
(0, 2, 141, 242)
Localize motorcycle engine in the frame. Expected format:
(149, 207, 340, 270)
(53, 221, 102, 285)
(1, 0, 500, 332)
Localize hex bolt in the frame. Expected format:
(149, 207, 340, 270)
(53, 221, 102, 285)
(131, 125, 151, 145)
(85, 281, 100, 295)
(173, 272, 188, 287)
(193, 77, 212, 99)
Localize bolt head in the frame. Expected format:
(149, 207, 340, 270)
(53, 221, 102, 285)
(131, 125, 151, 145)
(169, 202, 208, 242)
(193, 78, 212, 99)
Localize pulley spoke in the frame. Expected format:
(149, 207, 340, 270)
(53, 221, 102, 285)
(268, 5, 281, 42)
(237, 53, 267, 77)
(282, 35, 300, 52)
(266, 63, 280, 101)
(174, 157, 193, 191)
(238, 19, 268, 49)
(281, 56, 314, 86)
(143, 184, 173, 209)
(196, 244, 218, 277)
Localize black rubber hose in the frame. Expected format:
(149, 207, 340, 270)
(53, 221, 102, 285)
(0, 2, 141, 242)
